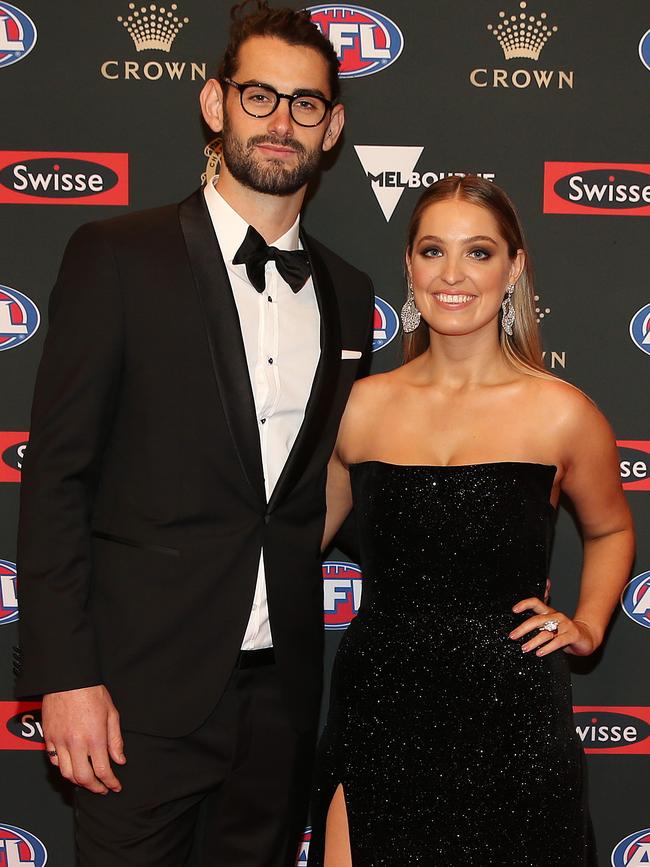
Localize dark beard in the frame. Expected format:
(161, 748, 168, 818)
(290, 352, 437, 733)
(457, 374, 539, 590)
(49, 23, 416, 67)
(221, 114, 322, 196)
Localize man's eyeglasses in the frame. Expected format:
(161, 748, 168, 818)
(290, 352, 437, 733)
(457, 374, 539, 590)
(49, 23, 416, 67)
(222, 77, 333, 128)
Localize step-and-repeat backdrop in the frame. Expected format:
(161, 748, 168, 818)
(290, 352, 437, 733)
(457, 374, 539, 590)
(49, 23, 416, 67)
(1, 1, 649, 864)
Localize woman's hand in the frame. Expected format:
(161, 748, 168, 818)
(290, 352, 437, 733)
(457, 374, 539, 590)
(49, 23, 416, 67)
(509, 597, 599, 657)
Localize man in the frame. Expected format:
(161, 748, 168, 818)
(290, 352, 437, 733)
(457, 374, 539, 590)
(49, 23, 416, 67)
(15, 2, 374, 864)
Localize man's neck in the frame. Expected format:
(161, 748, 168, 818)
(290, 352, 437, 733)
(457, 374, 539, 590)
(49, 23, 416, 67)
(215, 169, 305, 245)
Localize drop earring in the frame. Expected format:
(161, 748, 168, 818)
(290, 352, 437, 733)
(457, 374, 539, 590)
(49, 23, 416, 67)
(401, 276, 421, 333)
(501, 282, 516, 336)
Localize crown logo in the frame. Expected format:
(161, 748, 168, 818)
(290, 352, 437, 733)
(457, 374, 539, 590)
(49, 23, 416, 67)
(487, 2, 558, 61)
(117, 3, 189, 53)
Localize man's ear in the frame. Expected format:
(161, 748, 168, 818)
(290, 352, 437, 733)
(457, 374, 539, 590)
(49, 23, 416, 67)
(200, 79, 224, 133)
(322, 103, 345, 152)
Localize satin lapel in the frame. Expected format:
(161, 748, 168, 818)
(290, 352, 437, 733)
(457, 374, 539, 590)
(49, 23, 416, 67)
(267, 231, 342, 513)
(178, 190, 265, 505)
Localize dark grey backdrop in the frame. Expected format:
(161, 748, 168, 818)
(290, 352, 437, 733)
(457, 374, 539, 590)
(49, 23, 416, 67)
(1, 1, 649, 864)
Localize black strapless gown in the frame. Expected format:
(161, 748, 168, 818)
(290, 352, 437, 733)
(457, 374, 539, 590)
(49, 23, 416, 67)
(309, 462, 590, 866)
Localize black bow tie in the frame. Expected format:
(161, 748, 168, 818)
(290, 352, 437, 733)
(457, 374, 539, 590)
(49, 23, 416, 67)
(233, 225, 311, 294)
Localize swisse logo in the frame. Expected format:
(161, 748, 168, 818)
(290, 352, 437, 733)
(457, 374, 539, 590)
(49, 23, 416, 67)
(354, 146, 495, 221)
(307, 5, 403, 78)
(621, 571, 650, 630)
(0, 286, 39, 350)
(612, 828, 650, 866)
(323, 561, 362, 630)
(0, 151, 129, 206)
(296, 827, 311, 866)
(0, 560, 18, 626)
(0, 3, 37, 69)
(617, 441, 650, 491)
(574, 708, 650, 754)
(0, 702, 44, 750)
(0, 823, 47, 866)
(544, 162, 650, 216)
(373, 296, 399, 352)
(629, 304, 650, 356)
(0, 432, 28, 482)
(470, 1, 574, 91)
(101, 2, 207, 82)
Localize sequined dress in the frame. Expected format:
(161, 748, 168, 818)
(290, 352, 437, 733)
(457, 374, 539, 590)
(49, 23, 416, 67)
(309, 461, 589, 866)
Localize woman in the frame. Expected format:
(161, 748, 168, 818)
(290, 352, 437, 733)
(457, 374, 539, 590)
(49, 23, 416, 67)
(308, 176, 634, 866)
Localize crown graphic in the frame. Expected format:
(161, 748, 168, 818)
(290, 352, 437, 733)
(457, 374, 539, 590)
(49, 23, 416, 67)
(487, 1, 558, 61)
(117, 3, 189, 53)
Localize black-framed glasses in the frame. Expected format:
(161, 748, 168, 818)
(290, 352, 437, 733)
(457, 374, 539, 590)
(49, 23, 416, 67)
(222, 77, 333, 128)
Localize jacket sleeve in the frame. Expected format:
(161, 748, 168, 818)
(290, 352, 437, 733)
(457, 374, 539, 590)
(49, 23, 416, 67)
(15, 221, 124, 697)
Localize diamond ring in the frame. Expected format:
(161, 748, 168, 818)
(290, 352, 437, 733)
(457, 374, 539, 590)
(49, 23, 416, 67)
(540, 619, 560, 633)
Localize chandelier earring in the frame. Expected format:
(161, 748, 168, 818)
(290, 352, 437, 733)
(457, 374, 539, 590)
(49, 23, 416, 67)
(501, 282, 516, 336)
(401, 275, 421, 333)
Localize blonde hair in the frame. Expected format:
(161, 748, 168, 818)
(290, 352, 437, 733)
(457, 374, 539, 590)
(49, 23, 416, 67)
(403, 175, 553, 379)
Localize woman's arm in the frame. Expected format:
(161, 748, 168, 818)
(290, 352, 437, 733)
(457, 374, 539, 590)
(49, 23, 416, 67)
(321, 448, 353, 552)
(510, 391, 634, 657)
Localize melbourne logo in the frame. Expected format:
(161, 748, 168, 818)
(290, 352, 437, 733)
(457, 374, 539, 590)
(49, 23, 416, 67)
(296, 827, 311, 867)
(0, 432, 27, 482)
(0, 152, 129, 206)
(0, 286, 39, 350)
(323, 561, 362, 630)
(618, 441, 650, 491)
(0, 560, 18, 626)
(543, 162, 650, 216)
(307, 5, 403, 78)
(612, 828, 650, 866)
(0, 3, 36, 69)
(354, 146, 495, 222)
(574, 707, 650, 755)
(621, 571, 650, 630)
(629, 304, 650, 355)
(102, 2, 206, 82)
(373, 296, 399, 352)
(0, 823, 47, 866)
(470, 1, 573, 90)
(0, 702, 44, 750)
(640, 29, 650, 71)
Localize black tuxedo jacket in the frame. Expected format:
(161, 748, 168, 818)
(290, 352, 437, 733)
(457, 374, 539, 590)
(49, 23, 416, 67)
(15, 189, 374, 737)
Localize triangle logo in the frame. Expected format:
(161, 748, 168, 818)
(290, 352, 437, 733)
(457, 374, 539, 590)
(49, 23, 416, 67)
(354, 145, 424, 221)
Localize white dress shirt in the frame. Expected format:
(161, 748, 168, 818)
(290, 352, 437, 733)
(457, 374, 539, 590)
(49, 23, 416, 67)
(204, 179, 321, 650)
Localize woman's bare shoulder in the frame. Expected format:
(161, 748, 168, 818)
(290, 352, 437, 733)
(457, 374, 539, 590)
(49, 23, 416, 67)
(525, 375, 609, 434)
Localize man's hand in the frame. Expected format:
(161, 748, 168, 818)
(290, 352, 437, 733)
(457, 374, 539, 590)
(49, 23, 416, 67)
(42, 685, 125, 794)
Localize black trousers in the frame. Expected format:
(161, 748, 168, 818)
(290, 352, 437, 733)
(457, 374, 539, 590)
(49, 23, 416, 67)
(74, 659, 315, 866)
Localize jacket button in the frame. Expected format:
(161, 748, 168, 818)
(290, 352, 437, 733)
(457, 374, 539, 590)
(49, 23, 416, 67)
(264, 514, 270, 525)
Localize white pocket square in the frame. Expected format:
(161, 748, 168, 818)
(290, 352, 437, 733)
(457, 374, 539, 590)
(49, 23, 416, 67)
(341, 349, 362, 359)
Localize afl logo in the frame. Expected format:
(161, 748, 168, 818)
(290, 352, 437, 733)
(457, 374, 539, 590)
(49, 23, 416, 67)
(611, 828, 650, 866)
(621, 571, 650, 630)
(0, 823, 48, 866)
(323, 561, 362, 630)
(639, 29, 650, 72)
(307, 5, 403, 78)
(0, 559, 18, 626)
(0, 3, 37, 69)
(629, 304, 650, 356)
(0, 286, 39, 351)
(296, 826, 311, 866)
(372, 296, 399, 352)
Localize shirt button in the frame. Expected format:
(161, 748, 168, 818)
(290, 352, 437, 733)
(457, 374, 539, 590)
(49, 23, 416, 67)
(268, 357, 273, 364)
(267, 296, 272, 302)
(260, 418, 266, 425)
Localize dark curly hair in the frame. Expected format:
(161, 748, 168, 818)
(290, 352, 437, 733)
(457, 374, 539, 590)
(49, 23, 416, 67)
(218, 1, 340, 102)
